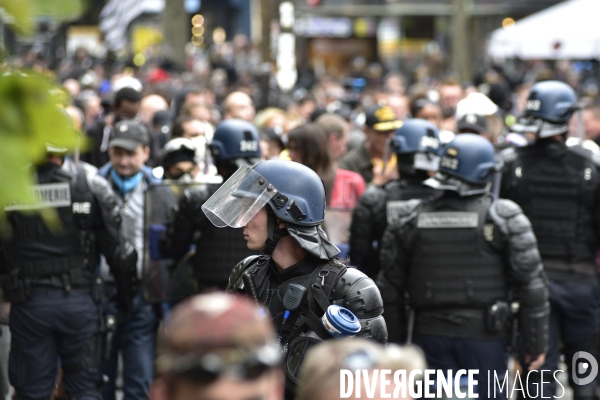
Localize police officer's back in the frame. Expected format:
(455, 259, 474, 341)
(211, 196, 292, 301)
(500, 80, 600, 400)
(377, 135, 549, 400)
(201, 160, 388, 399)
(350, 119, 440, 278)
(159, 119, 261, 291)
(0, 148, 136, 399)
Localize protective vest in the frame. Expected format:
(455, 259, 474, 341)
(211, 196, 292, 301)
(2, 163, 97, 291)
(385, 179, 439, 226)
(408, 195, 508, 309)
(508, 144, 598, 277)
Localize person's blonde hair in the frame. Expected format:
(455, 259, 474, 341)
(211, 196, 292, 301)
(297, 339, 426, 400)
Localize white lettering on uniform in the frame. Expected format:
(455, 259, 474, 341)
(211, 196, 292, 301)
(73, 202, 91, 214)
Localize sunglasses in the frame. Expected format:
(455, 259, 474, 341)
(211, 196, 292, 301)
(172, 344, 281, 385)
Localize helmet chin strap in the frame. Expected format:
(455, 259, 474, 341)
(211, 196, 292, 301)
(263, 206, 288, 255)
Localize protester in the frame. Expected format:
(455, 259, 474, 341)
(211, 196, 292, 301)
(150, 292, 284, 400)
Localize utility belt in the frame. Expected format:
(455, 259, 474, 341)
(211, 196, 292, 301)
(413, 301, 516, 341)
(1, 256, 93, 303)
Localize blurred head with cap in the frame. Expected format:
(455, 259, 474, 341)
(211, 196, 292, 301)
(151, 292, 284, 400)
(108, 120, 150, 177)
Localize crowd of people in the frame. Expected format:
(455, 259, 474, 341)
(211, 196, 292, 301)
(2, 32, 600, 400)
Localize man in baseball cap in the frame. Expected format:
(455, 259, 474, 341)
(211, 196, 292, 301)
(150, 292, 284, 400)
(340, 105, 403, 185)
(109, 119, 150, 151)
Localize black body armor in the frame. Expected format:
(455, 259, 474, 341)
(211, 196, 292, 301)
(1, 160, 137, 303)
(350, 178, 438, 277)
(501, 141, 600, 281)
(160, 185, 256, 290)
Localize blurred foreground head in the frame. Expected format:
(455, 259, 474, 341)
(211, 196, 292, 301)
(297, 339, 426, 400)
(151, 292, 284, 400)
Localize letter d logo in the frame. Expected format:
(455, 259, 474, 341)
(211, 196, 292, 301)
(572, 351, 598, 385)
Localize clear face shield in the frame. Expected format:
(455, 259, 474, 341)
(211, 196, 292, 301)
(201, 165, 278, 228)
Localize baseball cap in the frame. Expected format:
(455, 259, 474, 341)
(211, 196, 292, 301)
(365, 105, 403, 132)
(158, 292, 281, 380)
(457, 113, 488, 134)
(109, 120, 149, 151)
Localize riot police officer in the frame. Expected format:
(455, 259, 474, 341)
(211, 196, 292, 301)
(500, 80, 600, 400)
(350, 119, 441, 280)
(201, 160, 388, 399)
(159, 119, 261, 291)
(377, 134, 549, 400)
(0, 145, 137, 399)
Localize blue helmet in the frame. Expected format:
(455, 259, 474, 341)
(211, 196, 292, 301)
(439, 134, 495, 185)
(253, 160, 325, 226)
(523, 80, 579, 124)
(201, 160, 338, 259)
(210, 119, 261, 162)
(390, 119, 441, 155)
(513, 80, 580, 138)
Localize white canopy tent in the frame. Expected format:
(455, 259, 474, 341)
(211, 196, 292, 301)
(488, 0, 600, 60)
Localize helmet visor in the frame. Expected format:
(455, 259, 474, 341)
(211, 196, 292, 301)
(201, 165, 278, 228)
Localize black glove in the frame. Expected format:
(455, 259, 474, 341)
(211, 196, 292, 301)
(111, 245, 138, 320)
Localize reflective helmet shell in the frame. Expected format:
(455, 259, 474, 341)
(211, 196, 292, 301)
(210, 119, 261, 161)
(439, 134, 495, 185)
(391, 119, 441, 155)
(253, 160, 325, 226)
(524, 80, 579, 124)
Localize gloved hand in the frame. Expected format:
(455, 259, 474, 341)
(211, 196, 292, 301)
(111, 244, 138, 320)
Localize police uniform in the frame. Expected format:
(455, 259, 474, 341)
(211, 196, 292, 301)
(201, 159, 389, 400)
(499, 80, 600, 400)
(501, 141, 600, 399)
(160, 185, 256, 290)
(159, 119, 262, 291)
(377, 134, 549, 400)
(228, 254, 387, 399)
(0, 158, 136, 399)
(351, 177, 438, 276)
(350, 119, 442, 281)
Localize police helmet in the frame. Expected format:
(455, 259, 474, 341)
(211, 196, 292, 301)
(210, 119, 261, 163)
(253, 160, 325, 226)
(523, 80, 579, 124)
(438, 134, 495, 185)
(390, 119, 441, 155)
(513, 80, 580, 138)
(391, 119, 441, 174)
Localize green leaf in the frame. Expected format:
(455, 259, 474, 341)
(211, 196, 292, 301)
(0, 71, 81, 235)
(0, 0, 34, 35)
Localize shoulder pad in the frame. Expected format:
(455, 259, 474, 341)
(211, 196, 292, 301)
(567, 144, 600, 168)
(359, 185, 386, 204)
(226, 255, 264, 291)
(492, 199, 523, 219)
(499, 146, 518, 163)
(332, 267, 368, 299)
(592, 152, 600, 168)
(332, 267, 383, 317)
(386, 198, 422, 226)
(567, 143, 592, 158)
